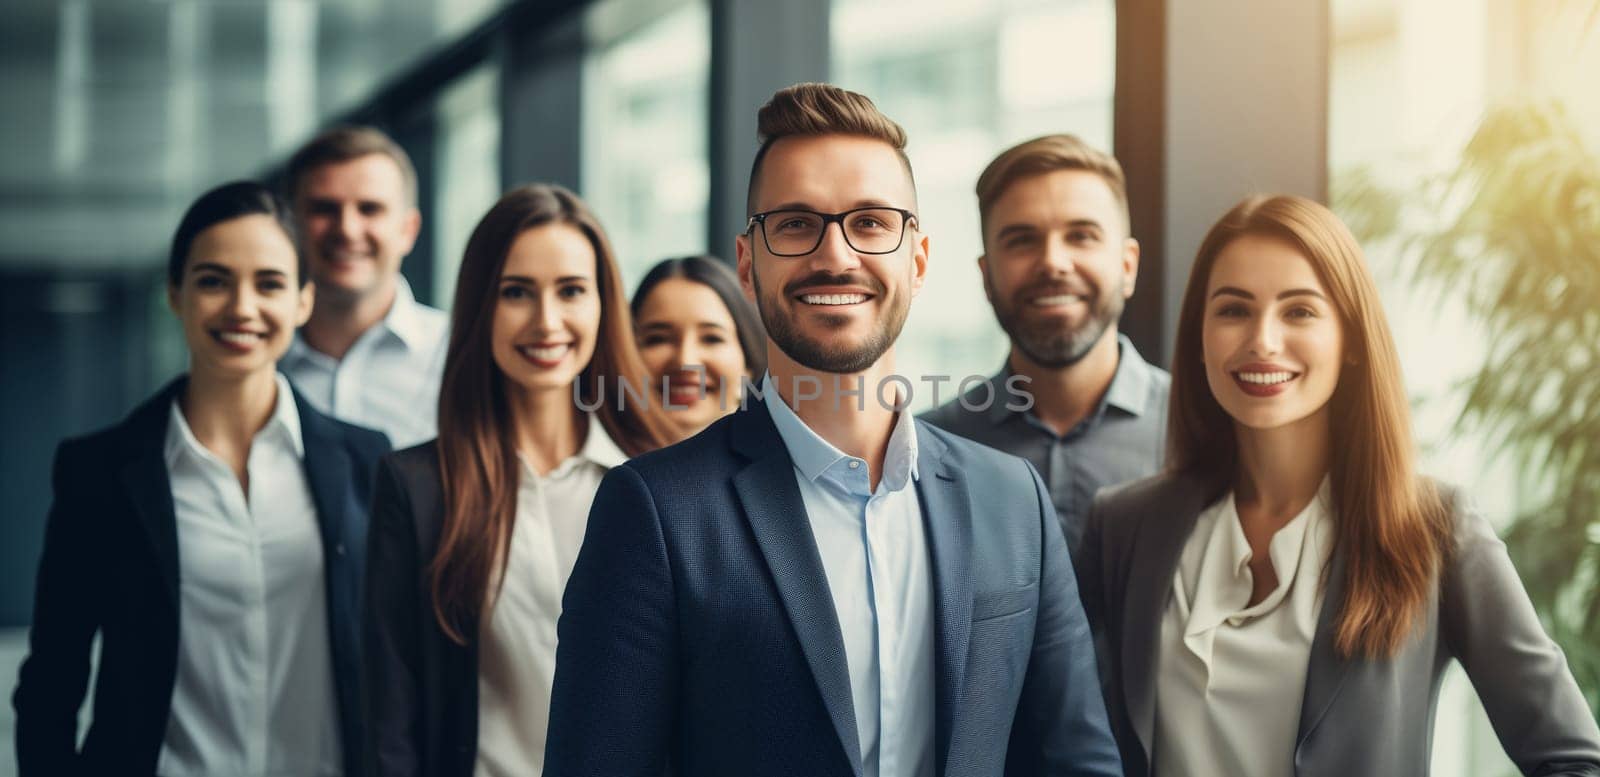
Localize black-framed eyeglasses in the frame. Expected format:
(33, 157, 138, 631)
(745, 206, 918, 257)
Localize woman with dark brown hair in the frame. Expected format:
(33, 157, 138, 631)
(1076, 194, 1600, 776)
(631, 254, 767, 441)
(362, 183, 674, 777)
(15, 181, 388, 777)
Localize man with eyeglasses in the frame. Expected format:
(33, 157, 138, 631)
(546, 83, 1121, 777)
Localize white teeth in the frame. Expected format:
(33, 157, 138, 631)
(217, 332, 261, 344)
(1030, 294, 1083, 306)
(520, 345, 569, 361)
(800, 293, 867, 305)
(1237, 371, 1294, 385)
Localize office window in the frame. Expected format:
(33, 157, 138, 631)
(433, 64, 502, 309)
(435, 0, 509, 39)
(831, 0, 1116, 409)
(582, 0, 711, 289)
(1329, 0, 1600, 772)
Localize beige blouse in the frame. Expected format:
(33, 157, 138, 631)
(1153, 479, 1334, 777)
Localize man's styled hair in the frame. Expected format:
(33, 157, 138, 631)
(286, 125, 419, 205)
(975, 134, 1129, 241)
(745, 83, 914, 216)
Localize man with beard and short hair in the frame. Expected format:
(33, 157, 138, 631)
(922, 134, 1169, 552)
(279, 125, 448, 448)
(545, 84, 1120, 777)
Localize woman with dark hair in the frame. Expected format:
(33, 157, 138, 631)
(1076, 194, 1600, 776)
(13, 181, 389, 777)
(631, 255, 766, 440)
(363, 183, 675, 777)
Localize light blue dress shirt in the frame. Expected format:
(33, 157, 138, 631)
(763, 377, 935, 777)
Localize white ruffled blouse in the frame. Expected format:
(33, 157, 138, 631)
(1152, 479, 1334, 777)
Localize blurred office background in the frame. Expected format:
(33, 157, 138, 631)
(0, 0, 1595, 773)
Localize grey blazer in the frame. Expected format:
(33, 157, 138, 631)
(1076, 471, 1600, 777)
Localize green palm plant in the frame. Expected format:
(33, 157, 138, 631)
(1335, 101, 1600, 716)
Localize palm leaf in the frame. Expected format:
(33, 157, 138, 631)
(1336, 100, 1600, 716)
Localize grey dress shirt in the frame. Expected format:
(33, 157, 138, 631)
(920, 334, 1169, 552)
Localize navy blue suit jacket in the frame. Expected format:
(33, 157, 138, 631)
(11, 377, 388, 777)
(545, 404, 1121, 777)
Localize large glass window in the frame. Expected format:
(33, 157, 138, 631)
(831, 0, 1116, 409)
(432, 63, 502, 309)
(582, 0, 711, 289)
(1329, 0, 1600, 771)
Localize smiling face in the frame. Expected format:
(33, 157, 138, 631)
(1202, 233, 1345, 432)
(979, 168, 1138, 369)
(635, 277, 750, 433)
(735, 133, 927, 375)
(169, 214, 313, 380)
(490, 223, 602, 396)
(295, 153, 420, 304)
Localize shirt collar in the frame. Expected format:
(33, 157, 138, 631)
(988, 333, 1157, 427)
(761, 372, 920, 493)
(282, 275, 429, 365)
(576, 414, 628, 468)
(165, 372, 305, 467)
(379, 275, 431, 352)
(1103, 334, 1157, 416)
(520, 413, 628, 482)
(1220, 477, 1332, 581)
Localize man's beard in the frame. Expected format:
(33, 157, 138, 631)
(752, 266, 908, 375)
(990, 273, 1123, 369)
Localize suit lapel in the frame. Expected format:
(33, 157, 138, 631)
(294, 390, 366, 776)
(297, 393, 353, 557)
(124, 445, 179, 609)
(1297, 549, 1352, 747)
(121, 379, 185, 611)
(1121, 474, 1213, 765)
(729, 408, 863, 777)
(913, 424, 972, 777)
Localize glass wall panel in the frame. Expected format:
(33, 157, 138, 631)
(1329, 0, 1600, 771)
(582, 0, 711, 289)
(831, 0, 1116, 410)
(433, 63, 502, 310)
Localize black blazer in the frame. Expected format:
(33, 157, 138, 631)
(1078, 471, 1600, 777)
(11, 377, 390, 777)
(362, 441, 481, 777)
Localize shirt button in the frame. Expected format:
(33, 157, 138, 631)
(848, 460, 861, 469)
(335, 543, 346, 556)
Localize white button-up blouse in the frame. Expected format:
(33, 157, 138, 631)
(473, 417, 627, 777)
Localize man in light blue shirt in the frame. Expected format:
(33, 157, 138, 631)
(764, 374, 933, 777)
(547, 83, 1120, 777)
(280, 126, 449, 449)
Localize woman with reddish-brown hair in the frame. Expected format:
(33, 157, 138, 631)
(1076, 194, 1600, 776)
(361, 183, 674, 777)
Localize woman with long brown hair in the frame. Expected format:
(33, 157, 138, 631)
(1076, 194, 1600, 776)
(362, 183, 674, 777)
